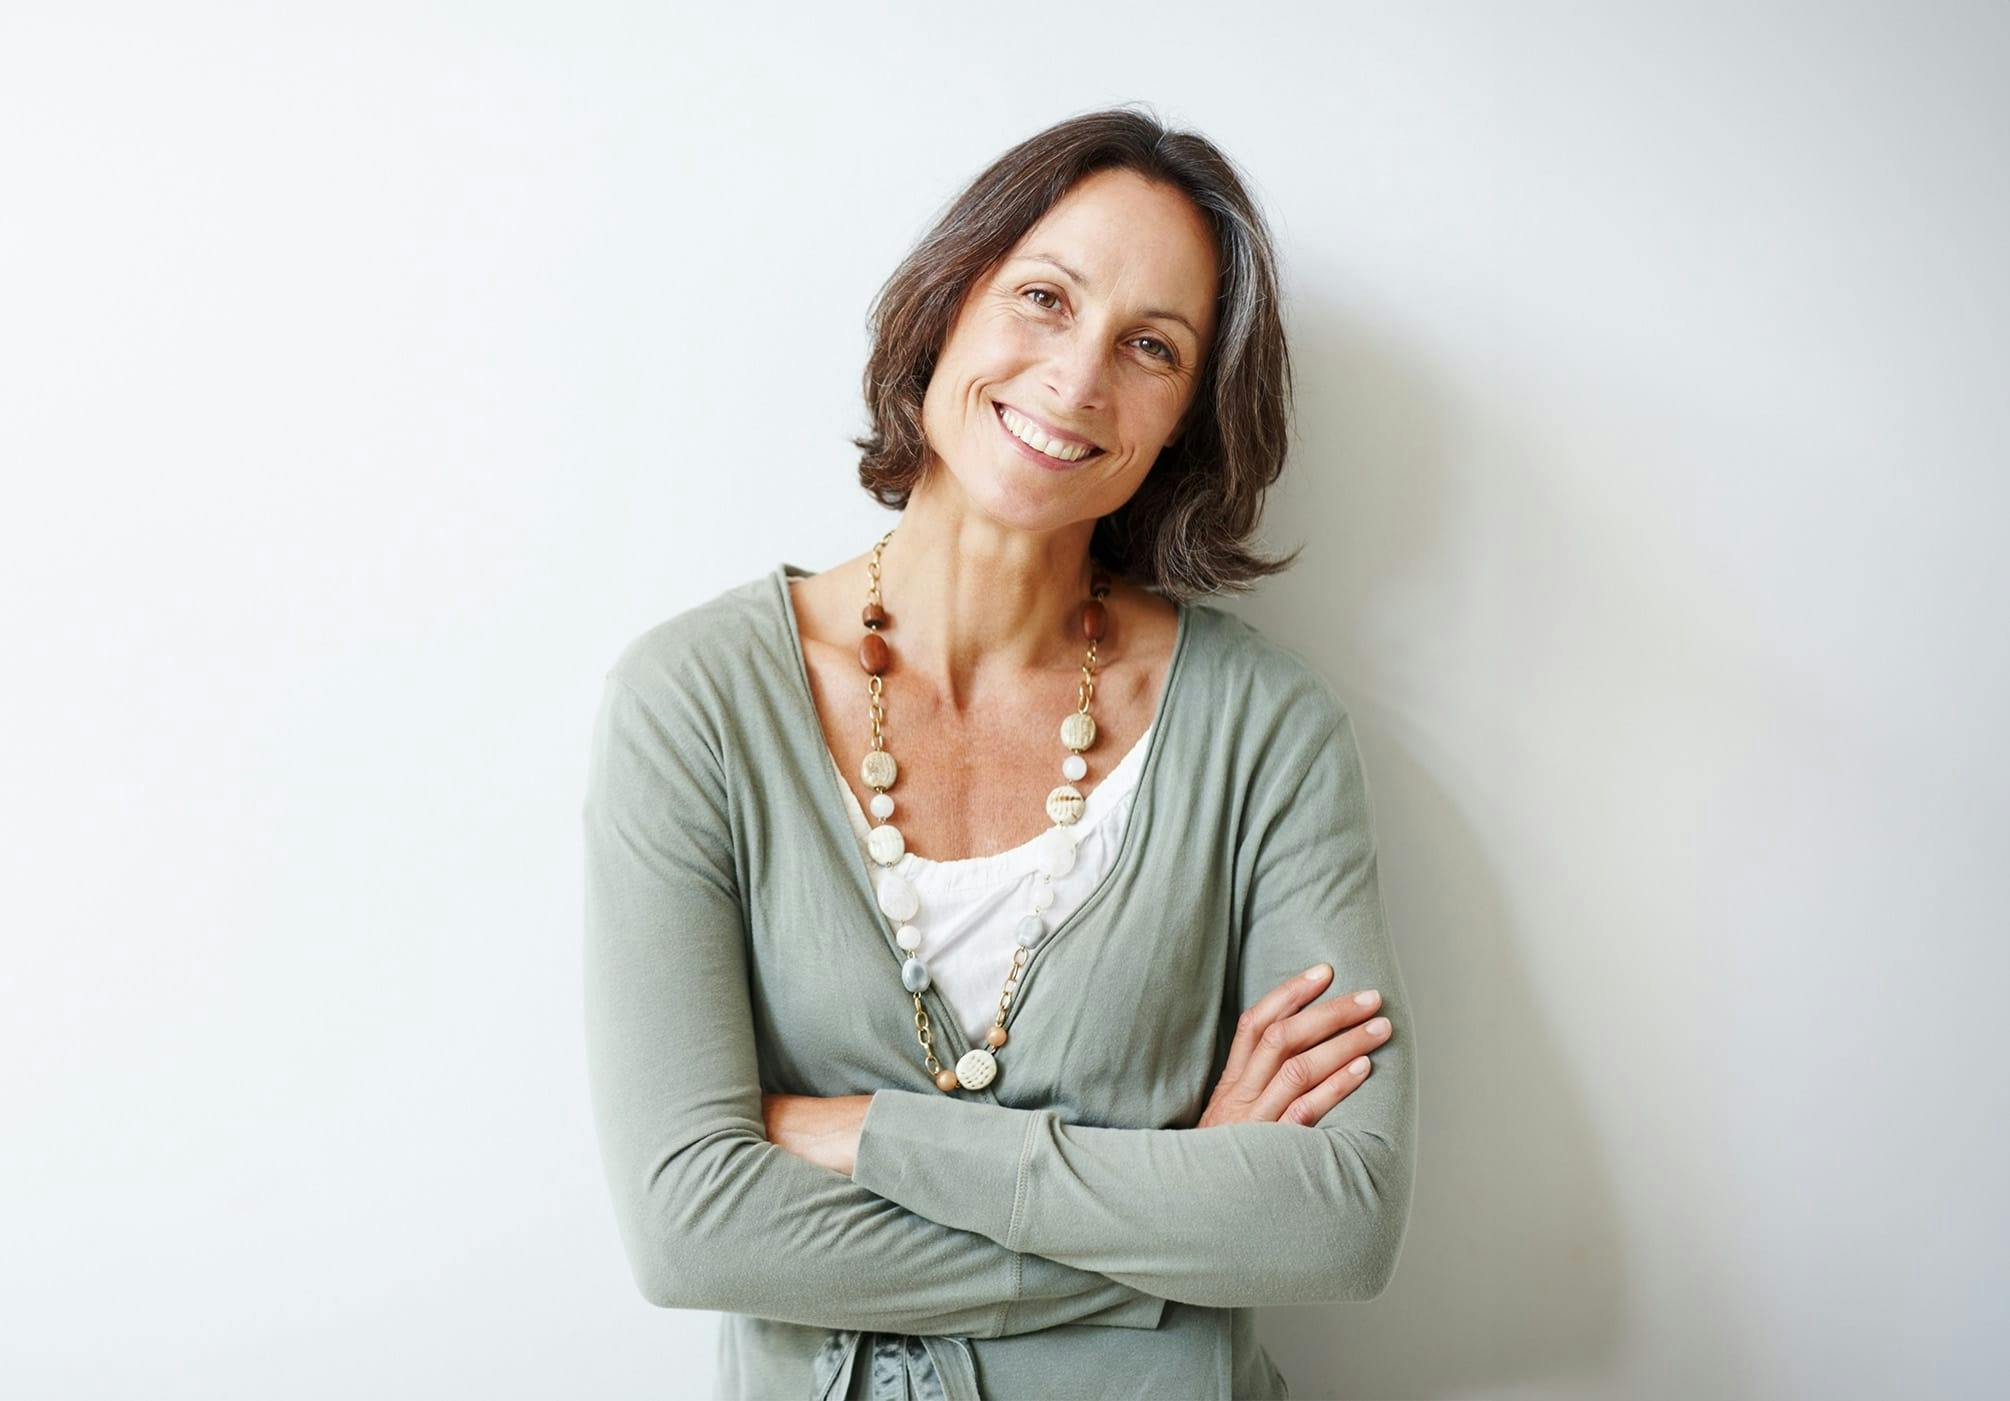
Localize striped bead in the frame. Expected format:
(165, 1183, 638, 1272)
(1045, 784, 1085, 825)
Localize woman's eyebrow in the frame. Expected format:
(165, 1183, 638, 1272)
(1022, 250, 1091, 287)
(1018, 251, 1200, 338)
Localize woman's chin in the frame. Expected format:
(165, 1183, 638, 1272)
(925, 445, 1098, 528)
(967, 470, 1077, 528)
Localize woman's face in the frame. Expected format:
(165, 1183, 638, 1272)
(917, 167, 1221, 532)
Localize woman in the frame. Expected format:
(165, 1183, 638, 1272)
(583, 105, 1417, 1400)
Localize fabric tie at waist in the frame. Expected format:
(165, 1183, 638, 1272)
(810, 1329, 981, 1401)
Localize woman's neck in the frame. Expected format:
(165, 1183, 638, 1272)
(873, 481, 1102, 715)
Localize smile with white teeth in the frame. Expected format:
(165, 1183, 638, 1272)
(998, 404, 1100, 462)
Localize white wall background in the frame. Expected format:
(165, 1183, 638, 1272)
(4, 3, 2004, 1397)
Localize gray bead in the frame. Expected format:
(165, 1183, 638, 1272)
(900, 956, 931, 992)
(1015, 915, 1044, 948)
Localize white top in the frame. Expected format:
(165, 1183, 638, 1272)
(830, 725, 1155, 1050)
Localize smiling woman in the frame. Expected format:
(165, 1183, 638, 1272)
(921, 167, 1218, 517)
(853, 108, 1299, 603)
(583, 103, 1417, 1401)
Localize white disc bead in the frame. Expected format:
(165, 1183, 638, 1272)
(876, 871, 919, 922)
(895, 923, 922, 951)
(1034, 825, 1077, 877)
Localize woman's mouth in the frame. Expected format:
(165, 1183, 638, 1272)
(994, 402, 1104, 471)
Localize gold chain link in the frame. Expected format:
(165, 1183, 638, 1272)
(867, 528, 888, 603)
(867, 528, 893, 756)
(912, 995, 943, 1076)
(992, 944, 1032, 1025)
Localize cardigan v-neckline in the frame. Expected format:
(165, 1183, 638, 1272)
(770, 560, 1193, 1091)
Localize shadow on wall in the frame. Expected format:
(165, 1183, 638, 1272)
(1216, 294, 1756, 1397)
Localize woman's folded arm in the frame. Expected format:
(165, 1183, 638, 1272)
(583, 670, 1166, 1338)
(848, 704, 1418, 1309)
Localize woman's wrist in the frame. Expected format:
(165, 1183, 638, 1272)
(762, 1092, 872, 1176)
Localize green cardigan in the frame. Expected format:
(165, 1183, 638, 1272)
(583, 562, 1418, 1399)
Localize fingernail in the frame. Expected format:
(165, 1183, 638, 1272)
(1366, 1017, 1391, 1036)
(1348, 1056, 1370, 1075)
(1304, 963, 1330, 982)
(1355, 989, 1380, 1007)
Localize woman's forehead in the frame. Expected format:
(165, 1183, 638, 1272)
(1005, 178, 1218, 329)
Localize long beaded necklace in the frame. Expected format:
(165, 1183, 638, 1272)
(853, 525, 1111, 1094)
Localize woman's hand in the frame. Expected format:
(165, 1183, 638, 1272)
(761, 1092, 873, 1176)
(1198, 964, 1391, 1128)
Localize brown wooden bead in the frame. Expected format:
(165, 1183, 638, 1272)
(859, 631, 890, 675)
(1080, 599, 1107, 642)
(862, 601, 888, 629)
(934, 1068, 961, 1092)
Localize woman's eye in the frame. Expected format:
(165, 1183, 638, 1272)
(1020, 287, 1175, 365)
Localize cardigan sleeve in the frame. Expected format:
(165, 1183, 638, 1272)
(582, 670, 1168, 1337)
(848, 701, 1417, 1308)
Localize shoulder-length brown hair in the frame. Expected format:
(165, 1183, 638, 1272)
(852, 103, 1302, 602)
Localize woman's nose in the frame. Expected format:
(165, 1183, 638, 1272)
(1041, 330, 1111, 410)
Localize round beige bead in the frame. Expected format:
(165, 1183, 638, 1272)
(1045, 784, 1085, 825)
(861, 749, 897, 789)
(867, 823, 906, 866)
(984, 1024, 1008, 1049)
(934, 1069, 961, 1092)
(1060, 712, 1096, 751)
